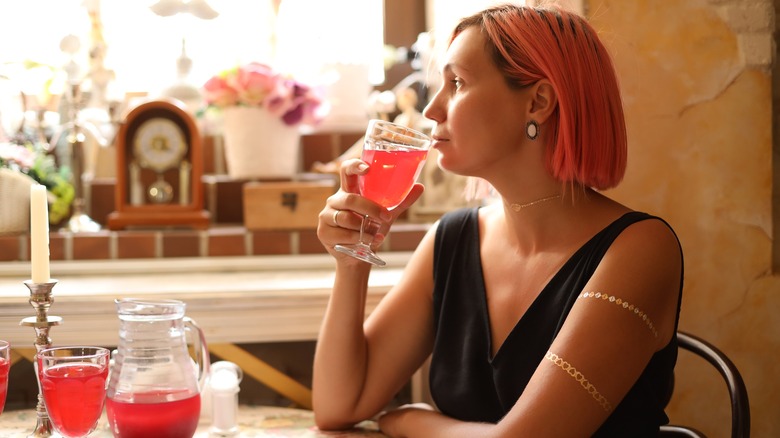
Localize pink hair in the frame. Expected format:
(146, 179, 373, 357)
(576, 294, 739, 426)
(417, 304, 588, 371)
(451, 4, 627, 190)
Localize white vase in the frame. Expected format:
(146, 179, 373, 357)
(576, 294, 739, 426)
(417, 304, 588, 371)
(221, 106, 301, 180)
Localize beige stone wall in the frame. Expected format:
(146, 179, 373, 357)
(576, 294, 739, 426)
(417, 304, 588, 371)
(587, 0, 777, 437)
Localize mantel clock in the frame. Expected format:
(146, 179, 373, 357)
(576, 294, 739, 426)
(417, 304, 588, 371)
(108, 99, 210, 230)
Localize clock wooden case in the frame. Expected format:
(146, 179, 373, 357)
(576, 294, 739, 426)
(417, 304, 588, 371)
(108, 98, 210, 230)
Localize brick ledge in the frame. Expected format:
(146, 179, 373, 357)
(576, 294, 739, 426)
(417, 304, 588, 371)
(0, 223, 430, 262)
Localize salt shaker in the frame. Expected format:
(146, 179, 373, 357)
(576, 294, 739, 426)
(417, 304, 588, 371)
(209, 361, 243, 437)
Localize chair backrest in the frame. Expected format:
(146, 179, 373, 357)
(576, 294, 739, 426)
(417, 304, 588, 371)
(660, 331, 750, 438)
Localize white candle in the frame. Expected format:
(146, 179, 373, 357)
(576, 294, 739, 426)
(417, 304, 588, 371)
(30, 185, 51, 283)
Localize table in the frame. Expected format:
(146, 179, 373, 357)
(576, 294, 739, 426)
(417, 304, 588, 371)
(0, 405, 387, 437)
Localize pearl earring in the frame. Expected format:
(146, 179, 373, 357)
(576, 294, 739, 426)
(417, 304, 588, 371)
(526, 120, 539, 140)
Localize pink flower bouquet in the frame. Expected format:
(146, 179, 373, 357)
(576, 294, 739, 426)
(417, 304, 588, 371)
(0, 142, 36, 169)
(203, 62, 328, 126)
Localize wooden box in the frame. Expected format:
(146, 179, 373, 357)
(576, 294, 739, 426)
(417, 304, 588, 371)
(243, 180, 337, 230)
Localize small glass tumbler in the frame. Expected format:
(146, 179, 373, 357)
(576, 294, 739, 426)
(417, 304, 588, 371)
(0, 340, 10, 415)
(37, 346, 110, 437)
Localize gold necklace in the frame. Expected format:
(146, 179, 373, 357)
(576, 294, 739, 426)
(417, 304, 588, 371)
(510, 194, 562, 212)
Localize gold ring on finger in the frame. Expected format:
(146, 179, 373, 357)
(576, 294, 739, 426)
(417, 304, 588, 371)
(333, 209, 341, 227)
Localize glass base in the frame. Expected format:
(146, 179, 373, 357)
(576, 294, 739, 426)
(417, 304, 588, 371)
(334, 243, 387, 267)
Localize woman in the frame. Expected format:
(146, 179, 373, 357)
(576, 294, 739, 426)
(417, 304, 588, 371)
(314, 4, 683, 437)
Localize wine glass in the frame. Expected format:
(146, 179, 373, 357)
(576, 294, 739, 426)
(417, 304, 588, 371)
(334, 119, 432, 266)
(37, 346, 110, 437)
(0, 340, 9, 415)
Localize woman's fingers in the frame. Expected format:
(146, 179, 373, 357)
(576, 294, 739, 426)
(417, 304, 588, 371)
(391, 183, 425, 220)
(320, 159, 426, 256)
(340, 158, 368, 194)
(330, 207, 361, 230)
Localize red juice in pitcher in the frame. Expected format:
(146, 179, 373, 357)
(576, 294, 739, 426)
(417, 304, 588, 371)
(106, 391, 200, 438)
(40, 363, 108, 436)
(0, 357, 9, 414)
(359, 148, 428, 209)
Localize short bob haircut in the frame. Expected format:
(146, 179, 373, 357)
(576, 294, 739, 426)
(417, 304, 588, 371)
(452, 4, 627, 190)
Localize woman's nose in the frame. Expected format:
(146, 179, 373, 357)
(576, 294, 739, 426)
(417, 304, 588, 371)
(422, 91, 443, 123)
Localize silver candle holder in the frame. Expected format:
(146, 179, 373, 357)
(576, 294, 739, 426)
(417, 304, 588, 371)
(20, 280, 62, 438)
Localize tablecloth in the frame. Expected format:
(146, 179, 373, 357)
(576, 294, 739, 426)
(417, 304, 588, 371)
(0, 405, 385, 437)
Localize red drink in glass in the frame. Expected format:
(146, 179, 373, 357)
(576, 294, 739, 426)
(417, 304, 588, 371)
(333, 119, 432, 266)
(40, 363, 108, 437)
(0, 357, 9, 415)
(359, 148, 428, 209)
(0, 340, 8, 415)
(106, 391, 201, 438)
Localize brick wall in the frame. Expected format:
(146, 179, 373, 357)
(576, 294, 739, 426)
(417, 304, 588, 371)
(0, 130, 431, 263)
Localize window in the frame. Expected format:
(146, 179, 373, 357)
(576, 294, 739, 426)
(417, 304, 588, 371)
(0, 0, 384, 115)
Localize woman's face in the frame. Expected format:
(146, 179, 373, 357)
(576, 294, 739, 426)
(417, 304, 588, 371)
(423, 26, 530, 178)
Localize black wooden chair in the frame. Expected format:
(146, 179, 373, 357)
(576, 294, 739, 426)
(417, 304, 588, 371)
(660, 331, 750, 438)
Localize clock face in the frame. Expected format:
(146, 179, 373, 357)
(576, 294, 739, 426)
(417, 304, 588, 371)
(133, 118, 187, 172)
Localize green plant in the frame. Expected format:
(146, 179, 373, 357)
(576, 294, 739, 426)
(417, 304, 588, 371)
(0, 140, 74, 224)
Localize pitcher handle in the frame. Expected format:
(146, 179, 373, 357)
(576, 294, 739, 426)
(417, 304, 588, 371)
(184, 316, 211, 391)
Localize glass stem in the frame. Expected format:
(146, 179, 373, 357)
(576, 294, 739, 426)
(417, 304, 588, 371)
(359, 215, 377, 247)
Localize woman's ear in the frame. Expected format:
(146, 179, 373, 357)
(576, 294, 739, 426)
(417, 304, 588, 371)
(528, 80, 557, 124)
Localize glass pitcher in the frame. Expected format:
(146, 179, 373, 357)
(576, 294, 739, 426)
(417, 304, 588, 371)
(106, 298, 210, 438)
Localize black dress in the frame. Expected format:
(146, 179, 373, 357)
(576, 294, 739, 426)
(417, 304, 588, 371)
(430, 208, 683, 437)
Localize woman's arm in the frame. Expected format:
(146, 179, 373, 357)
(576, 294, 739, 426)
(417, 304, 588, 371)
(379, 218, 683, 438)
(313, 230, 437, 430)
(312, 161, 438, 430)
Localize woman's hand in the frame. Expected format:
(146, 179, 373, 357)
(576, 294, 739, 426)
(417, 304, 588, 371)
(377, 403, 498, 438)
(317, 158, 424, 264)
(377, 403, 436, 438)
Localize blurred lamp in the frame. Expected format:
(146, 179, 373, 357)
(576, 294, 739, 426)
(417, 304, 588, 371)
(149, 0, 219, 20)
(149, 0, 218, 109)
